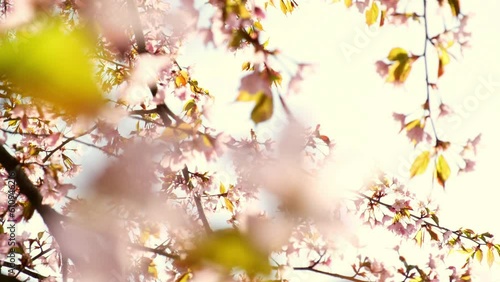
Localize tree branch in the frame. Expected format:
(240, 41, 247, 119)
(293, 266, 368, 282)
(0, 260, 48, 280)
(182, 165, 212, 234)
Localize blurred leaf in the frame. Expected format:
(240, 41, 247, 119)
(242, 61, 252, 71)
(279, 0, 288, 14)
(21, 201, 35, 220)
(449, 0, 460, 16)
(404, 119, 421, 132)
(436, 154, 451, 187)
(186, 229, 272, 277)
(365, 1, 379, 26)
(476, 248, 483, 263)
(176, 272, 192, 282)
(162, 122, 193, 141)
(183, 99, 196, 114)
(430, 213, 439, 226)
(175, 70, 189, 87)
(386, 60, 412, 83)
(488, 247, 495, 267)
(0, 19, 104, 116)
(251, 92, 273, 124)
(148, 261, 158, 278)
(319, 135, 331, 145)
(344, 0, 353, 7)
(415, 229, 423, 247)
(380, 9, 386, 26)
(220, 182, 227, 194)
(254, 21, 264, 31)
(387, 47, 409, 61)
(224, 197, 235, 213)
(410, 151, 430, 177)
(427, 227, 439, 241)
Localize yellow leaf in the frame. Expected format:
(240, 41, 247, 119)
(448, 0, 460, 17)
(279, 0, 288, 14)
(183, 99, 196, 112)
(436, 154, 451, 187)
(175, 70, 189, 87)
(387, 47, 409, 61)
(251, 92, 273, 124)
(140, 230, 150, 244)
(410, 151, 431, 178)
(344, 0, 352, 7)
(185, 229, 272, 276)
(254, 21, 264, 31)
(386, 60, 412, 83)
(220, 182, 227, 194)
(176, 272, 192, 282)
(365, 1, 379, 26)
(414, 229, 423, 247)
(0, 19, 104, 116)
(238, 3, 251, 19)
(242, 61, 252, 71)
(224, 197, 235, 213)
(487, 247, 495, 268)
(439, 47, 451, 66)
(162, 122, 192, 141)
(262, 38, 270, 48)
(148, 261, 158, 278)
(404, 119, 421, 132)
(476, 248, 483, 263)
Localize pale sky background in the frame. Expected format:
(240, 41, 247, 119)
(57, 0, 500, 281)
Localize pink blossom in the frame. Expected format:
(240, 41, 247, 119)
(375, 60, 390, 77)
(458, 159, 476, 174)
(392, 113, 406, 131)
(239, 71, 272, 97)
(391, 199, 410, 212)
(254, 7, 266, 19)
(43, 133, 62, 147)
(438, 103, 453, 117)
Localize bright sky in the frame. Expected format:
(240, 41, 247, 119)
(59, 0, 500, 280)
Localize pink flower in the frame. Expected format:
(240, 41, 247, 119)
(375, 60, 389, 77)
(393, 113, 406, 131)
(458, 159, 476, 174)
(238, 71, 272, 97)
(254, 7, 266, 19)
(438, 103, 453, 118)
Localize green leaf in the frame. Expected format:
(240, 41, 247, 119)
(183, 99, 196, 112)
(430, 213, 439, 226)
(0, 19, 104, 116)
(410, 151, 431, 177)
(186, 229, 272, 277)
(251, 92, 273, 124)
(436, 154, 451, 187)
(365, 1, 379, 26)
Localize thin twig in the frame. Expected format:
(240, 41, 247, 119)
(182, 165, 212, 234)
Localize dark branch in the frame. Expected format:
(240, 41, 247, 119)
(182, 165, 212, 234)
(1, 260, 48, 280)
